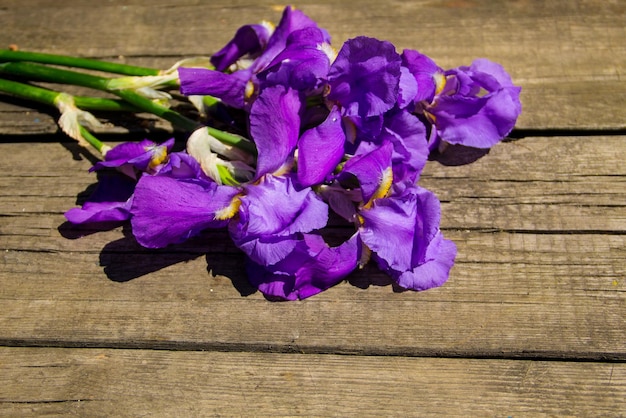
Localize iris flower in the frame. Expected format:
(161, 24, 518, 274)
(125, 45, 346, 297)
(63, 6, 523, 300)
(64, 138, 175, 224)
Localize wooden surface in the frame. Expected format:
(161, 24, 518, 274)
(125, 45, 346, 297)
(1, 0, 625, 416)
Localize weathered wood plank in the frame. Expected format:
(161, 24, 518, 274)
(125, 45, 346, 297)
(0, 0, 624, 131)
(0, 135, 623, 357)
(1, 347, 624, 416)
(1, 230, 624, 358)
(2, 135, 624, 234)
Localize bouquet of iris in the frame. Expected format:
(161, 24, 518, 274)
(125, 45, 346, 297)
(0, 6, 521, 300)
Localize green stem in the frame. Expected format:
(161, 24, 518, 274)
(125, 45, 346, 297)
(0, 49, 160, 76)
(0, 62, 258, 155)
(78, 125, 107, 152)
(0, 78, 107, 152)
(114, 89, 200, 132)
(0, 61, 200, 131)
(0, 77, 137, 112)
(0, 61, 109, 89)
(0, 77, 58, 105)
(73, 96, 139, 112)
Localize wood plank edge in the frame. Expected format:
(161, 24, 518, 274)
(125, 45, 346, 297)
(1, 339, 624, 362)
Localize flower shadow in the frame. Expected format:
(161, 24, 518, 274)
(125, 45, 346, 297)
(95, 227, 207, 282)
(429, 144, 490, 166)
(347, 263, 407, 292)
(205, 251, 258, 297)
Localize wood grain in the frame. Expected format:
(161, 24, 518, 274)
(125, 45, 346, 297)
(0, 1, 625, 415)
(1, 347, 625, 416)
(0, 0, 624, 132)
(0, 138, 623, 358)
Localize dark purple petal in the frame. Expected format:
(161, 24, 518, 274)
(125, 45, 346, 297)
(379, 110, 429, 183)
(342, 114, 384, 147)
(247, 232, 360, 300)
(359, 184, 456, 290)
(131, 175, 239, 248)
(258, 27, 331, 91)
(401, 49, 443, 103)
(430, 59, 522, 149)
(327, 36, 402, 118)
(297, 106, 345, 187)
(339, 140, 393, 203)
(211, 24, 272, 72)
(395, 232, 457, 291)
(249, 85, 302, 178)
(64, 172, 136, 224)
(252, 6, 330, 73)
(91, 138, 175, 178)
(397, 66, 418, 109)
(178, 67, 251, 109)
(157, 152, 205, 180)
(229, 174, 328, 266)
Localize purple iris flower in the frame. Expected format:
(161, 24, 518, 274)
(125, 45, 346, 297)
(210, 23, 272, 72)
(359, 183, 457, 291)
(250, 6, 330, 74)
(64, 172, 136, 224)
(402, 50, 521, 151)
(337, 139, 456, 291)
(64, 138, 176, 225)
(229, 174, 328, 266)
(246, 232, 360, 300)
(91, 138, 175, 179)
(258, 26, 332, 92)
(428, 58, 522, 149)
(179, 6, 329, 108)
(326, 36, 402, 119)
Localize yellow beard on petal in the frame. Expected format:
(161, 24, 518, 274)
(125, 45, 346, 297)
(363, 166, 393, 210)
(148, 145, 168, 170)
(214, 196, 242, 221)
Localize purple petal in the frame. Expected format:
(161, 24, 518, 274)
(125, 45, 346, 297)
(131, 175, 239, 248)
(247, 233, 360, 300)
(431, 59, 522, 148)
(397, 66, 418, 109)
(249, 85, 302, 178)
(359, 186, 422, 272)
(211, 23, 272, 72)
(64, 172, 136, 224)
(339, 140, 393, 203)
(252, 6, 330, 73)
(379, 110, 429, 183)
(401, 49, 443, 103)
(297, 106, 345, 187)
(178, 67, 251, 109)
(92, 138, 175, 178)
(157, 152, 205, 180)
(359, 183, 457, 291)
(229, 175, 328, 265)
(395, 232, 457, 291)
(327, 36, 402, 118)
(434, 88, 521, 148)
